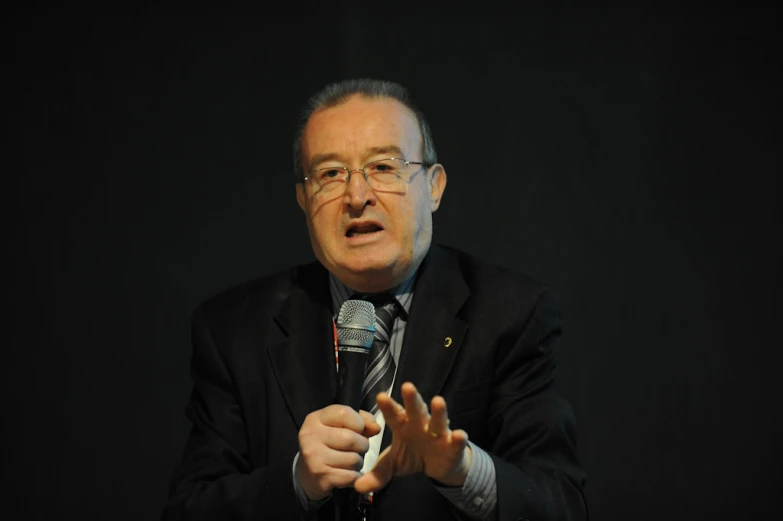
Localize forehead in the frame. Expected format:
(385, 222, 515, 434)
(302, 95, 422, 163)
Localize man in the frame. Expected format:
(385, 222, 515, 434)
(164, 79, 587, 520)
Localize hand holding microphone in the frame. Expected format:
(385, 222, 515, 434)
(296, 300, 380, 501)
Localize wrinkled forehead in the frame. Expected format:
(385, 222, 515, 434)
(301, 95, 423, 167)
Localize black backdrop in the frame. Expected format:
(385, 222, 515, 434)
(6, 5, 781, 520)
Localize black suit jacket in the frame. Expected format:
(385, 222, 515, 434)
(164, 245, 587, 521)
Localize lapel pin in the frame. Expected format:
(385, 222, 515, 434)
(443, 337, 453, 348)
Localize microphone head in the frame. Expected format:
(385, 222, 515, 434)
(336, 299, 375, 349)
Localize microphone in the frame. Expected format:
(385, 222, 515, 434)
(335, 299, 376, 409)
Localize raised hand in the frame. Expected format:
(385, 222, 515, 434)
(354, 382, 472, 494)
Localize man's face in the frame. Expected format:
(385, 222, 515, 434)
(296, 95, 447, 293)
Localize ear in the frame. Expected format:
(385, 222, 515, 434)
(295, 183, 307, 212)
(427, 164, 447, 212)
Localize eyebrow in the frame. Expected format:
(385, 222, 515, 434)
(308, 153, 342, 169)
(366, 145, 404, 157)
(308, 145, 406, 170)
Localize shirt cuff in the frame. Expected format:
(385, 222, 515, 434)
(292, 451, 331, 513)
(432, 441, 498, 520)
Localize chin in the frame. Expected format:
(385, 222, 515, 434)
(316, 242, 424, 291)
(342, 260, 390, 273)
(332, 257, 404, 292)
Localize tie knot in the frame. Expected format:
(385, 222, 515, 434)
(354, 293, 401, 319)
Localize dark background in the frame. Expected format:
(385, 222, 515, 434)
(6, 4, 781, 520)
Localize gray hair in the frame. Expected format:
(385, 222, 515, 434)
(292, 79, 438, 181)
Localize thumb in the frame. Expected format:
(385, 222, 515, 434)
(359, 410, 381, 438)
(354, 446, 393, 494)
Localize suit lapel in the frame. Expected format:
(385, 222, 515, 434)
(383, 245, 470, 449)
(266, 263, 338, 429)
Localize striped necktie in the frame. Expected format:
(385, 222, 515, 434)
(359, 296, 401, 415)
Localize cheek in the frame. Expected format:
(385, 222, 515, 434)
(306, 201, 341, 242)
(311, 221, 335, 248)
(394, 199, 431, 246)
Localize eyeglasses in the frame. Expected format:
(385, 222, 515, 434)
(303, 158, 427, 195)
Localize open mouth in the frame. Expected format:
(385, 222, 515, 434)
(346, 223, 383, 237)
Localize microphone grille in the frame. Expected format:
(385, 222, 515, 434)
(336, 299, 376, 345)
(337, 327, 375, 343)
(337, 299, 375, 325)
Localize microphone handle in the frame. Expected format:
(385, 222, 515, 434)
(336, 347, 369, 410)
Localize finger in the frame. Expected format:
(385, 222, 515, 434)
(327, 468, 365, 489)
(323, 427, 370, 454)
(320, 404, 366, 433)
(353, 446, 394, 494)
(309, 446, 366, 471)
(300, 447, 364, 473)
(428, 395, 450, 437)
(450, 430, 473, 473)
(376, 392, 408, 430)
(401, 382, 429, 423)
(359, 409, 382, 438)
(450, 428, 470, 450)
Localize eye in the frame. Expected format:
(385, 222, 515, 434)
(318, 168, 344, 181)
(367, 160, 400, 174)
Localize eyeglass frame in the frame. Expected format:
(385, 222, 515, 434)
(300, 157, 429, 192)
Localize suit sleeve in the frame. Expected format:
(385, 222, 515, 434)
(488, 289, 588, 521)
(162, 306, 307, 521)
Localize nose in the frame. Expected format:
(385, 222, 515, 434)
(344, 169, 377, 209)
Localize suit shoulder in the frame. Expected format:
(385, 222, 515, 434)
(435, 245, 562, 339)
(440, 245, 554, 299)
(195, 261, 322, 319)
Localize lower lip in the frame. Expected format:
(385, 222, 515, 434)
(345, 229, 384, 244)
